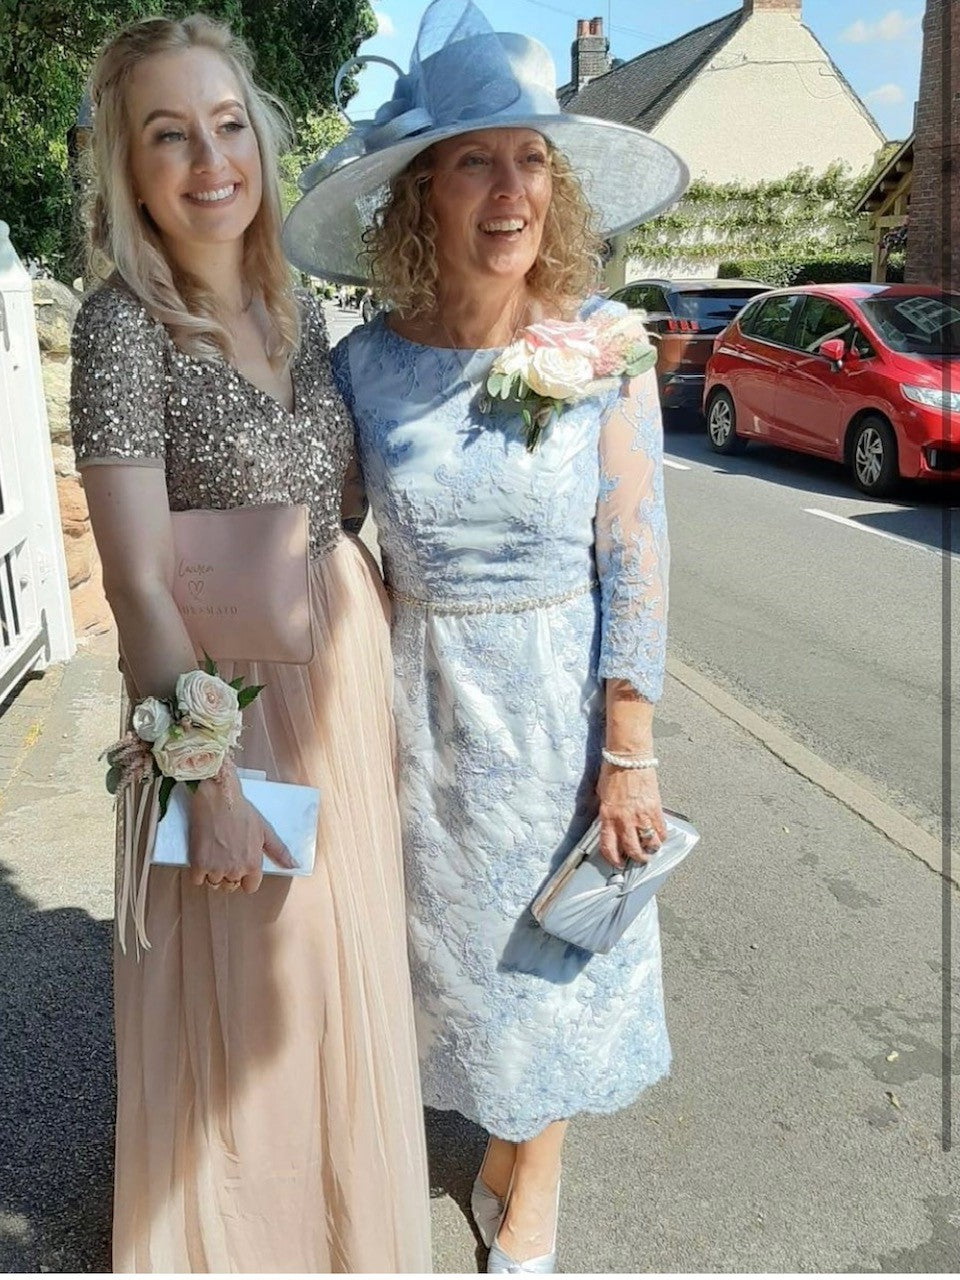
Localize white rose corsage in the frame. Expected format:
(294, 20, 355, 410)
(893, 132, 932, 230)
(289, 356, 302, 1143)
(103, 654, 263, 820)
(482, 312, 657, 452)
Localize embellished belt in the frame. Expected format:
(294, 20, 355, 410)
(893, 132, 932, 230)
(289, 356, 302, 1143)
(387, 578, 597, 616)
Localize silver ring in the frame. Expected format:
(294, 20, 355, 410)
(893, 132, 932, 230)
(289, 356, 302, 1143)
(639, 827, 656, 840)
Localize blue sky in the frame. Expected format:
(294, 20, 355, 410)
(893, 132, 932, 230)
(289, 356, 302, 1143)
(349, 1, 923, 143)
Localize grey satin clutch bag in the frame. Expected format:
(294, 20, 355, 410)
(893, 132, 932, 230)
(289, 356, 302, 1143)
(531, 811, 699, 954)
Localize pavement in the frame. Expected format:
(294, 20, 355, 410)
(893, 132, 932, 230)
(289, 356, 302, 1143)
(0, 623, 957, 1273)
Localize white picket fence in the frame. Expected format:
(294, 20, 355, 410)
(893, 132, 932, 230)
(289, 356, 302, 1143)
(0, 221, 74, 705)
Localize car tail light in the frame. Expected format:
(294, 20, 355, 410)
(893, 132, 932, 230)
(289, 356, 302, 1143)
(666, 319, 701, 333)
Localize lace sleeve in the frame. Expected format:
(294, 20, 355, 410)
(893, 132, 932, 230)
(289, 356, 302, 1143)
(330, 338, 355, 416)
(594, 365, 669, 702)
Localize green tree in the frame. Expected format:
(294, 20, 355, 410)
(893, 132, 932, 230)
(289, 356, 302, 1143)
(278, 107, 349, 214)
(0, 0, 374, 276)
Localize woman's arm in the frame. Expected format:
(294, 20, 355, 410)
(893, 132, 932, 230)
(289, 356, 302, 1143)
(340, 448, 369, 534)
(82, 464, 194, 699)
(594, 362, 670, 868)
(83, 464, 294, 889)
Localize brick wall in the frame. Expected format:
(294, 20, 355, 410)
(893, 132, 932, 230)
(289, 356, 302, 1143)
(906, 0, 959, 286)
(571, 17, 610, 89)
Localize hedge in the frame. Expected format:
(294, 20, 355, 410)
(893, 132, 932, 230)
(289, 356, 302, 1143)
(718, 254, 905, 287)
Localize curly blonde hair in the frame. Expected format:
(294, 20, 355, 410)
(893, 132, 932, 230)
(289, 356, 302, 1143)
(83, 13, 298, 366)
(362, 141, 604, 318)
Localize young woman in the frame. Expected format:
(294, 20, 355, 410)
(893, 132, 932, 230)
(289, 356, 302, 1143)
(285, 0, 689, 1271)
(71, 15, 430, 1272)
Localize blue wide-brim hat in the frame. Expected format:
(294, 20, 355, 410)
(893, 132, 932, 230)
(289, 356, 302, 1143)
(283, 0, 689, 284)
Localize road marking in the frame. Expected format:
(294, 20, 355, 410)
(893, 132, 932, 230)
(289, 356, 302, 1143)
(667, 654, 950, 885)
(805, 507, 953, 558)
(664, 459, 691, 471)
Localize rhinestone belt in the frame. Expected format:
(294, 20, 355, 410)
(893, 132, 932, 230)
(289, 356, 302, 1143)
(387, 578, 597, 616)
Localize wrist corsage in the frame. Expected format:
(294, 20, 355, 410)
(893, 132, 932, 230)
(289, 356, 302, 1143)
(482, 311, 657, 452)
(103, 655, 264, 820)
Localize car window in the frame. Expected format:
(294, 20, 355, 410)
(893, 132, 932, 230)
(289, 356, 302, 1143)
(852, 329, 875, 359)
(860, 294, 960, 357)
(740, 294, 802, 344)
(615, 286, 641, 309)
(669, 288, 769, 333)
(794, 298, 857, 353)
(646, 288, 670, 313)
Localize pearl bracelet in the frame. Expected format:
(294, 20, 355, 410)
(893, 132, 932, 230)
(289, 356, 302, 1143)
(601, 749, 659, 770)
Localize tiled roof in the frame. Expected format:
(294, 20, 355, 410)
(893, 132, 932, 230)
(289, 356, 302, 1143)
(559, 9, 745, 129)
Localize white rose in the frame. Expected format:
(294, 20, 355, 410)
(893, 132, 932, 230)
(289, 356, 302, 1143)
(131, 696, 174, 743)
(525, 348, 596, 401)
(494, 339, 537, 380)
(152, 726, 228, 782)
(176, 670, 239, 733)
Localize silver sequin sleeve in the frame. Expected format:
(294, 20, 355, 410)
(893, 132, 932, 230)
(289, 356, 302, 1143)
(70, 287, 167, 468)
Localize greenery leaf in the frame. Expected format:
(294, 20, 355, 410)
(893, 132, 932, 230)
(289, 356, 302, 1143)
(157, 776, 176, 823)
(229, 677, 245, 691)
(202, 651, 217, 676)
(625, 349, 657, 377)
(237, 684, 266, 709)
(105, 765, 121, 796)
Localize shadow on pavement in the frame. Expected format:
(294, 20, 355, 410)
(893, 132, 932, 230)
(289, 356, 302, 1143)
(0, 862, 114, 1273)
(424, 1105, 489, 1266)
(664, 423, 960, 555)
(0, 852, 494, 1272)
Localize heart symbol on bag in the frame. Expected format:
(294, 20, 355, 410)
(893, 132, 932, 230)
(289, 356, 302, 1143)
(188, 579, 205, 599)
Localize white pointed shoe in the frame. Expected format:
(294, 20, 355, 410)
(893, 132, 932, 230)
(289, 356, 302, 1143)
(486, 1178, 560, 1274)
(471, 1141, 506, 1248)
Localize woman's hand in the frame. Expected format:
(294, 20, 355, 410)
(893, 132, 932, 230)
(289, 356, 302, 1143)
(596, 762, 667, 870)
(187, 765, 295, 894)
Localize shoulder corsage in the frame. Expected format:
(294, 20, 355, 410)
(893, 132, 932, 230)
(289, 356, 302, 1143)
(482, 310, 657, 451)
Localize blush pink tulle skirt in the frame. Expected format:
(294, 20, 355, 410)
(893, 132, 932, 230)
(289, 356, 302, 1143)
(112, 536, 431, 1273)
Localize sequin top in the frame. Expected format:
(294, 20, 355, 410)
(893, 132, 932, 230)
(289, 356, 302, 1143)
(69, 284, 352, 559)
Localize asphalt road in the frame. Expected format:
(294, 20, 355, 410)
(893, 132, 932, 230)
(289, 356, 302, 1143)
(661, 414, 957, 843)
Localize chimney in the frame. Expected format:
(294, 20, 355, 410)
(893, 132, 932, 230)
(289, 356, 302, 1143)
(743, 0, 802, 15)
(571, 16, 611, 90)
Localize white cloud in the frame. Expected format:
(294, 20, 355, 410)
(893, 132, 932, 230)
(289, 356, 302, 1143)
(865, 83, 906, 105)
(842, 9, 920, 43)
(374, 6, 396, 37)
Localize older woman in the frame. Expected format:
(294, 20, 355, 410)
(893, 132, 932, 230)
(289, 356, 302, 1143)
(286, 0, 688, 1272)
(70, 14, 430, 1271)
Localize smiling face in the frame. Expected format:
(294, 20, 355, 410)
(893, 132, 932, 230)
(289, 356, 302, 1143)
(126, 46, 262, 256)
(426, 127, 553, 291)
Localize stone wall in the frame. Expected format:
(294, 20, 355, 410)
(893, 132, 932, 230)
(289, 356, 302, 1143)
(35, 280, 113, 641)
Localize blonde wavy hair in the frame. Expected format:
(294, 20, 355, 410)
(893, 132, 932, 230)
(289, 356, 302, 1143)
(363, 141, 604, 318)
(84, 13, 298, 365)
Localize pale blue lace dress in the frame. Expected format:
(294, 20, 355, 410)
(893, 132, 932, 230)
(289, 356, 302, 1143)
(332, 297, 671, 1141)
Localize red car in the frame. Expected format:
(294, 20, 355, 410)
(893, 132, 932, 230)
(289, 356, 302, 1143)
(703, 284, 959, 496)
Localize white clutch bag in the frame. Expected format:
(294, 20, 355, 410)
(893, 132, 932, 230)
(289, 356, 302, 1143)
(531, 811, 699, 954)
(151, 769, 319, 876)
